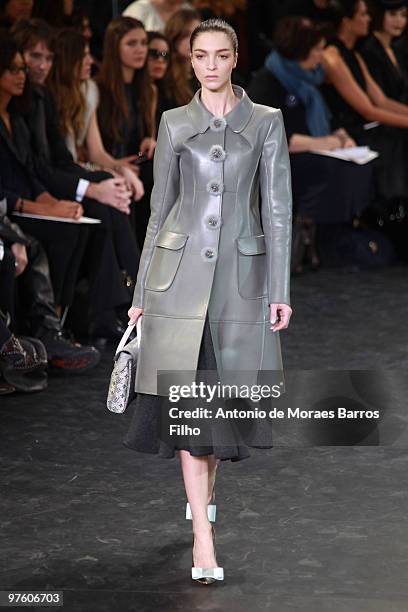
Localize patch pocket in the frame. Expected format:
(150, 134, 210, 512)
(145, 230, 188, 291)
(236, 234, 268, 299)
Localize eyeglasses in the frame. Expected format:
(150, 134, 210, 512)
(8, 64, 29, 76)
(148, 48, 170, 61)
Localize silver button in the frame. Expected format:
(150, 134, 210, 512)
(200, 246, 217, 261)
(206, 179, 224, 196)
(209, 144, 226, 162)
(209, 116, 227, 131)
(208, 216, 217, 226)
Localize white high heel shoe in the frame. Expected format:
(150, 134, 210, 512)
(191, 524, 224, 584)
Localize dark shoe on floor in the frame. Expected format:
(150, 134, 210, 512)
(38, 329, 101, 372)
(0, 335, 47, 372)
(0, 335, 48, 392)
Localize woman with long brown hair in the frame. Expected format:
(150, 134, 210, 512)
(96, 17, 156, 160)
(164, 7, 201, 106)
(96, 17, 157, 248)
(47, 28, 144, 201)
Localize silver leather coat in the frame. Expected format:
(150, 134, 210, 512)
(132, 85, 292, 396)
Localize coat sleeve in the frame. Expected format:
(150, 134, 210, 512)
(259, 109, 293, 307)
(132, 112, 180, 308)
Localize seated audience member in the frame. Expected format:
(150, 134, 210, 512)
(97, 17, 157, 248)
(11, 19, 143, 339)
(358, 0, 408, 103)
(123, 0, 192, 32)
(248, 16, 374, 270)
(0, 0, 33, 28)
(0, 184, 100, 371)
(97, 17, 156, 158)
(147, 30, 176, 128)
(0, 30, 90, 311)
(321, 0, 408, 203)
(12, 20, 137, 214)
(47, 28, 144, 202)
(164, 8, 201, 105)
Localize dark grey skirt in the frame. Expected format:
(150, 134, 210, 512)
(123, 313, 274, 462)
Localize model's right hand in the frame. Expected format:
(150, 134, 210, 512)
(128, 306, 143, 325)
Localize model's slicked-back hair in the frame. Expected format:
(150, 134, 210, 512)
(190, 18, 238, 54)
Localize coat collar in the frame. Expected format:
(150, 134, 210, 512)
(186, 84, 254, 134)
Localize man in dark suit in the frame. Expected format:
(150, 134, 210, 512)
(0, 176, 100, 372)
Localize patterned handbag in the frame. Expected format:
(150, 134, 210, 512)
(107, 316, 142, 413)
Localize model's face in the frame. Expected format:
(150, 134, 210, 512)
(191, 32, 237, 91)
(300, 38, 326, 70)
(0, 52, 26, 97)
(79, 45, 93, 81)
(24, 41, 54, 86)
(382, 8, 407, 39)
(147, 38, 170, 81)
(4, 0, 33, 21)
(176, 19, 201, 59)
(119, 28, 148, 70)
(346, 1, 371, 38)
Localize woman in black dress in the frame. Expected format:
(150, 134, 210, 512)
(358, 0, 408, 103)
(97, 16, 157, 249)
(321, 0, 408, 202)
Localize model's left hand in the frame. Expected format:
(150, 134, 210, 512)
(269, 303, 292, 332)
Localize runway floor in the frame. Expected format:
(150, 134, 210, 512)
(1, 264, 408, 612)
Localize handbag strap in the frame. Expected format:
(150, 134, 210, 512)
(115, 316, 142, 356)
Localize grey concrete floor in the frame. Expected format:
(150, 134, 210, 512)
(1, 264, 408, 612)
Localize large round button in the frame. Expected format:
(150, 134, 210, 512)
(206, 179, 224, 196)
(205, 249, 214, 258)
(209, 144, 226, 162)
(208, 216, 218, 226)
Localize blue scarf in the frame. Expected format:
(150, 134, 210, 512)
(264, 50, 331, 137)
